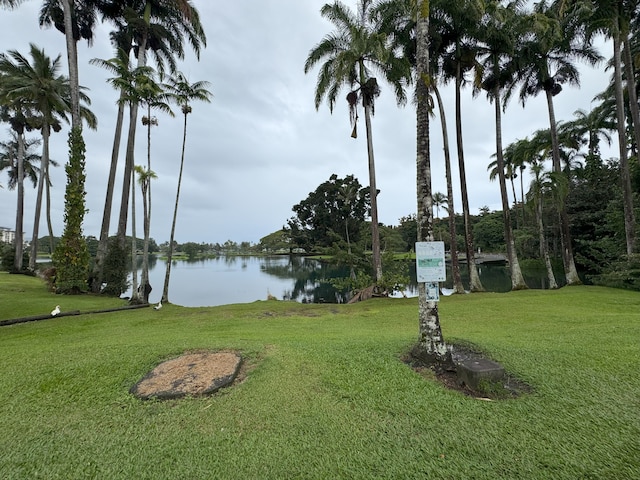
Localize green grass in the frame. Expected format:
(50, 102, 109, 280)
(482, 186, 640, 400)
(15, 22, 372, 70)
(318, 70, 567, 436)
(1, 272, 639, 479)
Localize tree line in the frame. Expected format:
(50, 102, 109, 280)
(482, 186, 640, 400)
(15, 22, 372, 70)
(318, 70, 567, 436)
(0, 0, 211, 305)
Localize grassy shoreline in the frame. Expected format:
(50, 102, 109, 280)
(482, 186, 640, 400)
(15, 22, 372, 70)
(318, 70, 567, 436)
(1, 272, 639, 479)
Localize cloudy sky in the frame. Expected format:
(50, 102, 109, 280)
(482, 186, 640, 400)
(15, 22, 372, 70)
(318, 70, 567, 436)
(0, 1, 615, 246)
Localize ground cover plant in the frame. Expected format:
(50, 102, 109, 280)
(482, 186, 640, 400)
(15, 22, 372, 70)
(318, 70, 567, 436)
(0, 272, 639, 479)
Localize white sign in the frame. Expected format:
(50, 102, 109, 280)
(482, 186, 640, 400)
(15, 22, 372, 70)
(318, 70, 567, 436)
(415, 241, 446, 283)
(425, 282, 440, 301)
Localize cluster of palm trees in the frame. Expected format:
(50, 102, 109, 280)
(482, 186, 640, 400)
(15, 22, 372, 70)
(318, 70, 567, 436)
(0, 0, 211, 303)
(306, 0, 639, 296)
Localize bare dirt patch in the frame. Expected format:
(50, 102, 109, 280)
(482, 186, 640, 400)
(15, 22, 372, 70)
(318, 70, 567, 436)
(131, 351, 243, 400)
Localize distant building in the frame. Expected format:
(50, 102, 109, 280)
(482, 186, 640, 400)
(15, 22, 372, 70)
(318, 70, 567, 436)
(0, 227, 16, 245)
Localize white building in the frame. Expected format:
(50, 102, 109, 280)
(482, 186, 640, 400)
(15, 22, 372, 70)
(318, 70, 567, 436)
(0, 227, 16, 245)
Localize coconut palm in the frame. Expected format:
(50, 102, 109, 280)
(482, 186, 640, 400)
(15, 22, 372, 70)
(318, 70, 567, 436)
(91, 0, 205, 293)
(432, 191, 447, 241)
(112, 0, 206, 268)
(0, 92, 33, 272)
(0, 133, 41, 190)
(88, 47, 131, 292)
(304, 0, 411, 284)
(0, 44, 96, 271)
(120, 65, 172, 303)
(161, 72, 212, 303)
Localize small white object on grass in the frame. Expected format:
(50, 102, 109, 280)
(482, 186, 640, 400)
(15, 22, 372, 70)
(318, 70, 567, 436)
(51, 305, 60, 316)
(153, 301, 162, 310)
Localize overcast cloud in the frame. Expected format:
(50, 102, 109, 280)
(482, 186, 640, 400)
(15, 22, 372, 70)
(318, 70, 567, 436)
(0, 1, 615, 246)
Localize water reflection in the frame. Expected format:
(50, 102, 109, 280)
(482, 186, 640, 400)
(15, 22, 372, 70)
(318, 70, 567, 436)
(124, 255, 564, 307)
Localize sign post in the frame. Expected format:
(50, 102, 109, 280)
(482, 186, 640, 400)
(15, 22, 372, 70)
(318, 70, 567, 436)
(415, 241, 446, 301)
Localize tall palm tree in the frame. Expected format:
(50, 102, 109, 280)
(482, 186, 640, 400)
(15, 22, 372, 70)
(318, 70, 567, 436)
(134, 164, 156, 303)
(1, 44, 96, 271)
(118, 65, 172, 303)
(89, 47, 131, 292)
(113, 0, 206, 257)
(526, 159, 559, 289)
(161, 71, 212, 303)
(304, 0, 411, 284)
(475, 0, 528, 290)
(437, 0, 486, 292)
(0, 94, 33, 272)
(514, 0, 601, 283)
(414, 0, 450, 364)
(139, 71, 172, 303)
(371, 0, 465, 294)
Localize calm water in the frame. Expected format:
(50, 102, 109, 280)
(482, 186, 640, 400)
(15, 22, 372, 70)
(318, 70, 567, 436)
(125, 255, 563, 307)
(125, 255, 350, 307)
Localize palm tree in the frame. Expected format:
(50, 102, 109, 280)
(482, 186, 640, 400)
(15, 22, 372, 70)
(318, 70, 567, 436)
(414, 0, 450, 364)
(371, 0, 465, 294)
(37, 0, 107, 292)
(134, 164, 156, 303)
(475, 0, 528, 290)
(526, 160, 559, 289)
(436, 0, 486, 292)
(140, 72, 173, 303)
(113, 0, 206, 257)
(89, 47, 131, 292)
(91, 0, 205, 293)
(304, 0, 411, 284)
(0, 94, 33, 272)
(562, 107, 614, 167)
(161, 72, 212, 303)
(432, 191, 447, 240)
(514, 0, 602, 283)
(1, 44, 96, 271)
(120, 65, 172, 303)
(0, 133, 41, 191)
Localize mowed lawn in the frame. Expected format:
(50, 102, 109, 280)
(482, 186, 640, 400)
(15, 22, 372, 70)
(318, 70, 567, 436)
(1, 272, 639, 479)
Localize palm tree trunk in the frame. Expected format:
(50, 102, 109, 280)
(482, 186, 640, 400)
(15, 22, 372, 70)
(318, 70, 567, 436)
(536, 198, 558, 289)
(92, 95, 125, 293)
(29, 123, 50, 272)
(116, 33, 147, 251)
(455, 65, 483, 292)
(162, 111, 187, 303)
(613, 29, 636, 255)
(140, 105, 153, 303)
(140, 178, 150, 303)
(13, 130, 25, 272)
(545, 88, 581, 284)
(130, 167, 139, 303)
(363, 101, 382, 284)
(116, 103, 138, 249)
(494, 87, 527, 290)
(414, 2, 450, 365)
(433, 84, 464, 294)
(45, 167, 54, 254)
(61, 0, 80, 129)
(623, 35, 640, 160)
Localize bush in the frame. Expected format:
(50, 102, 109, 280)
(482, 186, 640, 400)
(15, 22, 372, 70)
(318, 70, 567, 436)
(0, 245, 29, 273)
(101, 238, 129, 296)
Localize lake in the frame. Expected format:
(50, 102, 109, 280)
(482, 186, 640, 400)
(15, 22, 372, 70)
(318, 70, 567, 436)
(126, 255, 564, 307)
